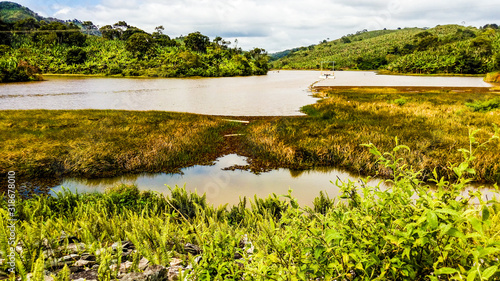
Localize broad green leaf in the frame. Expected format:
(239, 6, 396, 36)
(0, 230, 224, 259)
(446, 227, 465, 240)
(469, 217, 483, 233)
(325, 229, 342, 243)
(427, 211, 438, 229)
(478, 247, 500, 258)
(435, 267, 458, 275)
(435, 208, 460, 217)
(467, 269, 477, 281)
(482, 207, 490, 221)
(482, 265, 498, 280)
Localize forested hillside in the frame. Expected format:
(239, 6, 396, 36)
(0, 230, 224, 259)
(0, 3, 269, 82)
(272, 24, 500, 75)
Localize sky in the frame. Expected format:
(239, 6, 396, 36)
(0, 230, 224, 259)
(11, 0, 500, 53)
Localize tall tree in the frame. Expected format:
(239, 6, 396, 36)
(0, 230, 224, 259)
(184, 31, 210, 53)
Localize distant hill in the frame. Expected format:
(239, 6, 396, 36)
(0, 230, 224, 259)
(271, 24, 500, 74)
(0, 1, 45, 22)
(271, 27, 423, 69)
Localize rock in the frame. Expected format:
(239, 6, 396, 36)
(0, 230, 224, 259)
(70, 269, 98, 281)
(110, 260, 133, 273)
(58, 231, 79, 244)
(139, 257, 150, 271)
(81, 253, 96, 261)
(59, 254, 80, 262)
(48, 258, 73, 270)
(169, 258, 183, 267)
(122, 249, 134, 260)
(168, 266, 183, 281)
(26, 272, 54, 281)
(120, 272, 144, 281)
(121, 265, 168, 281)
(240, 234, 254, 254)
(69, 266, 85, 273)
(111, 241, 136, 252)
(73, 259, 96, 267)
(64, 243, 86, 253)
(143, 265, 168, 281)
(184, 243, 201, 255)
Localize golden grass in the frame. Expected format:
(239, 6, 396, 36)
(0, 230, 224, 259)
(0, 110, 233, 179)
(242, 89, 500, 183)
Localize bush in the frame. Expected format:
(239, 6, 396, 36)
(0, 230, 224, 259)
(466, 97, 500, 112)
(66, 47, 87, 64)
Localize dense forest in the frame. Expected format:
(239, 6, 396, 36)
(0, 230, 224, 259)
(0, 3, 270, 82)
(272, 24, 500, 75)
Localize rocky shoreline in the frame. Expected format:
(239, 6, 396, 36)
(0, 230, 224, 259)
(1, 232, 254, 281)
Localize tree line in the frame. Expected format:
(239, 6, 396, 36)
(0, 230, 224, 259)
(0, 18, 270, 82)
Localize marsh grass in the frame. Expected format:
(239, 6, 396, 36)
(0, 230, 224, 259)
(243, 88, 500, 183)
(0, 110, 236, 181)
(1, 138, 500, 280)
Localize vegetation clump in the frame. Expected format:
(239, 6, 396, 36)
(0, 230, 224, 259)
(0, 17, 270, 82)
(1, 138, 499, 280)
(242, 88, 500, 183)
(272, 24, 500, 75)
(0, 110, 236, 182)
(466, 97, 500, 112)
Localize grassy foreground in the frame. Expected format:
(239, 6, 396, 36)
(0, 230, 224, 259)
(1, 143, 500, 280)
(242, 88, 500, 183)
(0, 110, 236, 181)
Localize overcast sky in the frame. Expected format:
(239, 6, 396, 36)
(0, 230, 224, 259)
(12, 0, 500, 52)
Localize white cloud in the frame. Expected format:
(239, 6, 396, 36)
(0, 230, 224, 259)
(12, 0, 500, 52)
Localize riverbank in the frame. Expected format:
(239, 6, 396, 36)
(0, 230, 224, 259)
(1, 87, 500, 193)
(240, 88, 500, 183)
(0, 110, 240, 193)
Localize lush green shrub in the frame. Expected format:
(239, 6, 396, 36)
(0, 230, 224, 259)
(466, 97, 500, 112)
(65, 47, 87, 64)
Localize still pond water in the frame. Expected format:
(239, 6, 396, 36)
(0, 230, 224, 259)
(51, 154, 382, 207)
(3, 71, 494, 205)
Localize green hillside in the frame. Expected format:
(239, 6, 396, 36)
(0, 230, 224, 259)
(272, 25, 500, 74)
(0, 4, 269, 82)
(0, 1, 44, 22)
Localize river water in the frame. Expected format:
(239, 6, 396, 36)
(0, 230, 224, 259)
(0, 71, 320, 116)
(3, 71, 495, 205)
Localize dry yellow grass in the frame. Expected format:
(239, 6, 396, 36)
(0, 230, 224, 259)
(243, 89, 500, 183)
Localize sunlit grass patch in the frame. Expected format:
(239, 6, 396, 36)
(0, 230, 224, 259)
(243, 89, 500, 183)
(0, 110, 234, 179)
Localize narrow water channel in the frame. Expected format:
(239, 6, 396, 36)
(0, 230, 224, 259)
(51, 154, 386, 207)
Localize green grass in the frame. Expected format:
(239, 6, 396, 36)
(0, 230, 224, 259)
(242, 88, 500, 183)
(272, 25, 500, 75)
(1, 141, 499, 280)
(0, 110, 236, 179)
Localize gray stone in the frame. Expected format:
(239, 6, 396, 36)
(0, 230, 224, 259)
(138, 257, 150, 271)
(184, 243, 201, 255)
(120, 272, 145, 281)
(168, 266, 184, 281)
(73, 259, 96, 267)
(120, 265, 168, 281)
(70, 269, 98, 281)
(81, 253, 97, 261)
(59, 254, 80, 262)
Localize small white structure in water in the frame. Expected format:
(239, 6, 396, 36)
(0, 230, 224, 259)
(319, 61, 335, 79)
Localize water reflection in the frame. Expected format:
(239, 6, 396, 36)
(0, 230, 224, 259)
(51, 154, 383, 207)
(50, 153, 497, 207)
